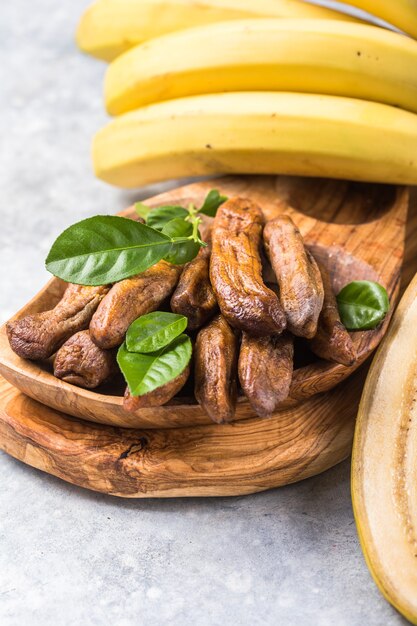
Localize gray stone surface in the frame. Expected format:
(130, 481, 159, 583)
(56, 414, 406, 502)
(0, 1, 409, 625)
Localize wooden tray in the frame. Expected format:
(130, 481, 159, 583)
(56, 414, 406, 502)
(0, 175, 409, 428)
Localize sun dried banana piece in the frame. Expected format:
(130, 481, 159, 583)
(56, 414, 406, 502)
(171, 245, 217, 330)
(264, 215, 324, 339)
(239, 332, 294, 417)
(54, 330, 117, 389)
(7, 284, 109, 360)
(309, 257, 357, 366)
(210, 197, 286, 337)
(90, 260, 182, 349)
(195, 314, 238, 423)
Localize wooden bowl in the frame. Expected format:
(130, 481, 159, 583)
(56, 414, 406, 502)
(0, 175, 408, 429)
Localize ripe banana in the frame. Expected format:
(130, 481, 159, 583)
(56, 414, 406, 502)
(346, 0, 417, 39)
(105, 18, 417, 116)
(352, 272, 417, 624)
(92, 91, 417, 188)
(76, 0, 361, 62)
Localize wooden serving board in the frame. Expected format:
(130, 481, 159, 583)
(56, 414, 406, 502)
(0, 178, 415, 497)
(0, 368, 365, 497)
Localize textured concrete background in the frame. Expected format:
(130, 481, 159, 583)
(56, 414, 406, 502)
(0, 2, 409, 625)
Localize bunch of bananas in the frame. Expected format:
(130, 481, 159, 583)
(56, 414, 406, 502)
(77, 0, 417, 188)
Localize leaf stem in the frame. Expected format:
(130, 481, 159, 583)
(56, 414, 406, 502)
(184, 202, 205, 245)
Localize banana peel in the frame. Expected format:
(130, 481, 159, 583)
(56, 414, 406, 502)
(92, 92, 417, 188)
(104, 18, 417, 116)
(352, 272, 417, 624)
(76, 0, 362, 62)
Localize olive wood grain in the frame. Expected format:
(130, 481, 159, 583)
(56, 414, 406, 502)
(0, 176, 410, 429)
(0, 366, 365, 497)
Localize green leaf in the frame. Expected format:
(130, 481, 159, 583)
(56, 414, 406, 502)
(134, 202, 152, 221)
(147, 205, 189, 231)
(337, 280, 390, 330)
(162, 218, 201, 265)
(45, 215, 173, 285)
(117, 334, 192, 396)
(126, 311, 188, 353)
(199, 189, 228, 217)
(162, 218, 193, 238)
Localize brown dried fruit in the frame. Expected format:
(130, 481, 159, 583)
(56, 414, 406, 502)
(54, 330, 117, 389)
(210, 197, 286, 336)
(90, 260, 182, 349)
(238, 332, 294, 417)
(264, 215, 324, 338)
(309, 258, 357, 366)
(194, 314, 238, 423)
(171, 245, 217, 330)
(6, 283, 109, 360)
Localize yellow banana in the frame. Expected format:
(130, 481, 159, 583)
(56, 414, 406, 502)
(92, 91, 417, 188)
(105, 18, 417, 116)
(346, 0, 417, 39)
(352, 272, 417, 624)
(76, 0, 361, 62)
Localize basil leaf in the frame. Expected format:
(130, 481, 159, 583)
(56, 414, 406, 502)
(199, 189, 228, 217)
(135, 202, 152, 221)
(147, 205, 189, 231)
(162, 218, 201, 265)
(45, 215, 173, 285)
(337, 280, 390, 330)
(117, 334, 192, 396)
(126, 312, 188, 353)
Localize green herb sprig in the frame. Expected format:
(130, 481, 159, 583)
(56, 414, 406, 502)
(45, 189, 227, 285)
(117, 312, 192, 396)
